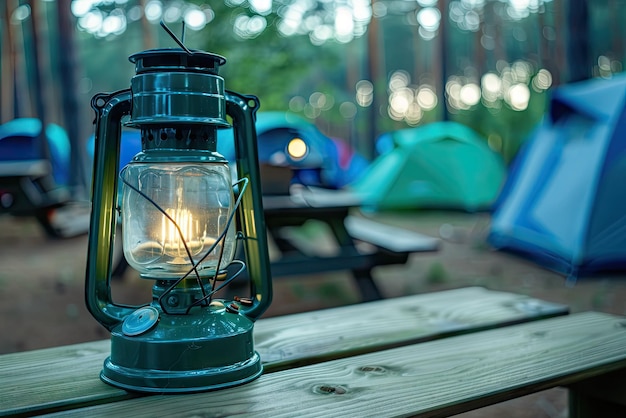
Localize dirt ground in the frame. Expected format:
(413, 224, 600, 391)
(2, 209, 626, 417)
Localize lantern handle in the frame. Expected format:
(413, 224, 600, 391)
(225, 91, 273, 321)
(86, 89, 139, 331)
(160, 20, 192, 55)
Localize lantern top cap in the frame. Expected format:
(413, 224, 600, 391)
(129, 48, 227, 75)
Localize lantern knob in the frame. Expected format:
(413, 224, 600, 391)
(121, 306, 159, 336)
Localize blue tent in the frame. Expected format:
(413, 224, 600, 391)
(218, 111, 368, 189)
(0, 118, 88, 238)
(488, 74, 626, 280)
(0, 118, 71, 186)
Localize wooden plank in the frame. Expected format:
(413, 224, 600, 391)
(0, 160, 51, 177)
(254, 287, 568, 370)
(48, 312, 626, 418)
(0, 287, 567, 416)
(0, 340, 128, 417)
(345, 215, 440, 253)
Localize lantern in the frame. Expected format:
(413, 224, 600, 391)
(85, 30, 272, 393)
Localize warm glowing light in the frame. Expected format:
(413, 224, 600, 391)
(161, 208, 203, 263)
(287, 138, 308, 160)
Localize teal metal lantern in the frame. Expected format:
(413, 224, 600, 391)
(85, 44, 272, 393)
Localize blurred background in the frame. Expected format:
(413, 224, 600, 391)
(3, 0, 624, 178)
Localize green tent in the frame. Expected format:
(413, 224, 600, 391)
(350, 121, 506, 211)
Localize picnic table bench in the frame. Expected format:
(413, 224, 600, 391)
(2, 286, 626, 417)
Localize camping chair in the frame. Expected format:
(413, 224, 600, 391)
(0, 118, 87, 238)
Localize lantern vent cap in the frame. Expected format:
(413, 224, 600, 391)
(129, 48, 227, 75)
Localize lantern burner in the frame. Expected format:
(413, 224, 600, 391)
(140, 127, 218, 152)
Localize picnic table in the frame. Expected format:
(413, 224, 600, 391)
(262, 189, 440, 301)
(2, 287, 626, 417)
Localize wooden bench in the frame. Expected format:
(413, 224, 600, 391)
(1, 288, 561, 416)
(1, 287, 625, 417)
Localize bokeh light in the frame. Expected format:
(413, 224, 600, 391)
(387, 70, 438, 125)
(356, 80, 374, 107)
(460, 83, 481, 106)
(339, 101, 358, 119)
(276, 0, 371, 44)
(71, 0, 214, 37)
(287, 138, 308, 160)
(234, 14, 267, 39)
(506, 83, 531, 111)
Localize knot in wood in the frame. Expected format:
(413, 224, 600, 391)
(314, 384, 347, 395)
(358, 365, 387, 374)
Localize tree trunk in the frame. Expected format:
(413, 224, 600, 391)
(1, 4, 14, 122)
(56, 0, 88, 198)
(566, 0, 590, 82)
(140, 0, 155, 50)
(6, 0, 32, 119)
(26, 0, 52, 160)
(436, 0, 448, 121)
(365, 3, 381, 159)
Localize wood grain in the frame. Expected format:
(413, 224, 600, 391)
(254, 286, 568, 368)
(0, 287, 567, 416)
(45, 312, 626, 418)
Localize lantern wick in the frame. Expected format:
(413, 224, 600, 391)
(160, 20, 192, 56)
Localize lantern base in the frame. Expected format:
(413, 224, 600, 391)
(100, 303, 262, 393)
